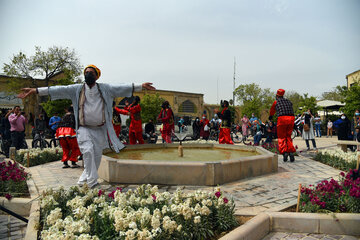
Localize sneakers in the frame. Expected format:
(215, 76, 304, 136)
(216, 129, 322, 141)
(283, 153, 289, 162)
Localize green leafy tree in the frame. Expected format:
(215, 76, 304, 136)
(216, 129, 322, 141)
(3, 46, 82, 91)
(321, 85, 346, 102)
(339, 83, 360, 117)
(140, 93, 165, 123)
(297, 94, 319, 115)
(234, 83, 274, 117)
(286, 91, 302, 113)
(3, 46, 82, 117)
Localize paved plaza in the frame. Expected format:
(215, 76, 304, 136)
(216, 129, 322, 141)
(1, 136, 358, 239)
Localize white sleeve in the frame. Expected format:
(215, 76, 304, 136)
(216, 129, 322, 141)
(37, 87, 49, 96)
(134, 84, 142, 92)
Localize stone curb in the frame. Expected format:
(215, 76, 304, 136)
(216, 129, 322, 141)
(220, 212, 360, 240)
(25, 201, 39, 240)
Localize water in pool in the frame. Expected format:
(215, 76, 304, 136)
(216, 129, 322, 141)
(106, 147, 259, 162)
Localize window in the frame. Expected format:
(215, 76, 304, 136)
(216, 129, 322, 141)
(179, 100, 196, 113)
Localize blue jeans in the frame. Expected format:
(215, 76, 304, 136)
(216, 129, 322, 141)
(254, 134, 262, 145)
(315, 124, 321, 137)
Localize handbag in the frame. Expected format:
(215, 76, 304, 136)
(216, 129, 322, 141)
(303, 124, 310, 132)
(204, 124, 209, 131)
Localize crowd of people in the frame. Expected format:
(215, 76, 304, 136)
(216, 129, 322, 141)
(1, 64, 357, 189)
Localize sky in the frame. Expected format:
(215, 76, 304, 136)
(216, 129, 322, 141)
(0, 0, 359, 104)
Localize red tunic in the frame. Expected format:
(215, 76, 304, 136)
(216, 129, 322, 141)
(158, 108, 174, 135)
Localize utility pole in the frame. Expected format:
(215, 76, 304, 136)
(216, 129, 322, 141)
(233, 57, 236, 106)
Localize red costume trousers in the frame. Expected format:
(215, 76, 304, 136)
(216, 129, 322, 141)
(113, 124, 121, 137)
(59, 137, 81, 162)
(129, 129, 144, 145)
(219, 128, 234, 144)
(277, 116, 296, 154)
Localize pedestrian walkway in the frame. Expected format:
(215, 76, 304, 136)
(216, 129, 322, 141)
(0, 213, 27, 240)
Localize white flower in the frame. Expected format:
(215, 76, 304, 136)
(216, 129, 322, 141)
(151, 215, 161, 229)
(129, 221, 137, 229)
(194, 216, 201, 224)
(46, 207, 62, 225)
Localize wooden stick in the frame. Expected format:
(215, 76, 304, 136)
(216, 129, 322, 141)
(27, 152, 30, 168)
(356, 155, 360, 171)
(296, 184, 302, 212)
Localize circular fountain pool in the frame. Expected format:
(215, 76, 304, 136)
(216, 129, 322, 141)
(98, 143, 277, 186)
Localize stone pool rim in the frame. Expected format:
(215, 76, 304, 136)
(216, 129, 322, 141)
(99, 143, 278, 186)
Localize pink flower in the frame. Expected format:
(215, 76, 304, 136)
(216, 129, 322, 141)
(98, 189, 104, 196)
(215, 191, 221, 198)
(223, 197, 229, 203)
(5, 194, 12, 200)
(152, 194, 156, 201)
(340, 172, 345, 177)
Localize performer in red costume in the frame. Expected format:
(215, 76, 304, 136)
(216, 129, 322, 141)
(269, 89, 296, 162)
(115, 96, 144, 145)
(216, 100, 234, 144)
(56, 106, 81, 168)
(158, 101, 174, 143)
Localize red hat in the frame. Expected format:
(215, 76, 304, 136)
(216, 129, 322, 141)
(276, 89, 285, 96)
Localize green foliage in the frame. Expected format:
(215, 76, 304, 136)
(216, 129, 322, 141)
(339, 83, 360, 118)
(314, 152, 357, 171)
(321, 85, 346, 102)
(15, 148, 63, 167)
(234, 83, 274, 117)
(296, 93, 319, 115)
(286, 91, 302, 113)
(41, 99, 72, 117)
(0, 161, 30, 198)
(140, 93, 165, 123)
(2, 45, 82, 93)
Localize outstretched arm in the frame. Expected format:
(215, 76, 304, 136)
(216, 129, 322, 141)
(17, 88, 37, 99)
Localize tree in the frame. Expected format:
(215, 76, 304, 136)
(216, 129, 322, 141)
(3, 46, 82, 92)
(3, 46, 82, 117)
(339, 83, 360, 117)
(321, 85, 346, 102)
(234, 83, 274, 117)
(140, 93, 165, 123)
(297, 94, 319, 115)
(286, 91, 302, 113)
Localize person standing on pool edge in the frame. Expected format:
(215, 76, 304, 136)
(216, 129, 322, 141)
(18, 64, 155, 188)
(269, 89, 296, 162)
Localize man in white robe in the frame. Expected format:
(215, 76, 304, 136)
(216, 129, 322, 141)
(18, 64, 155, 188)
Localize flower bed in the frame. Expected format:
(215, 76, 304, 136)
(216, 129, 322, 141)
(15, 147, 63, 167)
(0, 160, 30, 200)
(39, 184, 238, 240)
(299, 169, 360, 213)
(314, 149, 358, 171)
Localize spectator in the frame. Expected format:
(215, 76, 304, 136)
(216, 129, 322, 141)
(253, 120, 263, 146)
(35, 113, 47, 134)
(327, 119, 333, 138)
(334, 114, 352, 141)
(145, 119, 158, 143)
(0, 110, 12, 157)
(49, 112, 61, 137)
(301, 109, 317, 151)
(351, 109, 360, 142)
(200, 114, 210, 140)
(7, 106, 28, 150)
(314, 114, 322, 137)
(178, 116, 185, 133)
(241, 114, 250, 139)
(192, 117, 201, 140)
(265, 121, 275, 143)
